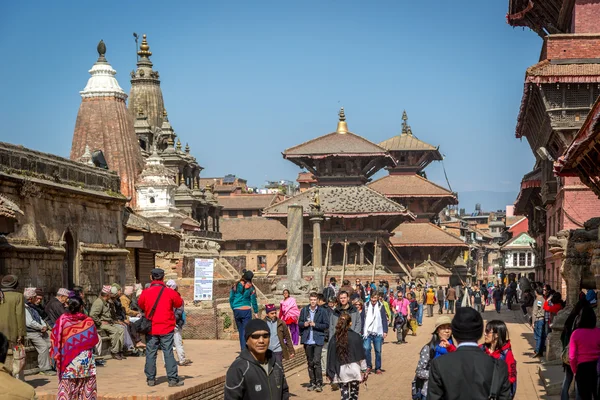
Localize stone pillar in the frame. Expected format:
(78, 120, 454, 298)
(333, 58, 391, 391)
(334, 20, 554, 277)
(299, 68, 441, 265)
(287, 205, 304, 283)
(310, 212, 324, 291)
(341, 239, 349, 283)
(358, 241, 366, 266)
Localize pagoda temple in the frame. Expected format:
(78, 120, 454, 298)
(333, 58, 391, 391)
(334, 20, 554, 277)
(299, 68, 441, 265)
(71, 41, 144, 205)
(369, 111, 466, 274)
(263, 108, 415, 278)
(507, 0, 600, 287)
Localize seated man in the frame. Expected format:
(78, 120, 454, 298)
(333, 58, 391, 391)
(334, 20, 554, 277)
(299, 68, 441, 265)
(23, 287, 55, 376)
(44, 288, 69, 327)
(0, 332, 37, 399)
(90, 285, 125, 360)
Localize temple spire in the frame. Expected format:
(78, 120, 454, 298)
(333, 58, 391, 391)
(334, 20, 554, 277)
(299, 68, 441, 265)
(336, 107, 348, 134)
(137, 34, 152, 58)
(401, 110, 409, 134)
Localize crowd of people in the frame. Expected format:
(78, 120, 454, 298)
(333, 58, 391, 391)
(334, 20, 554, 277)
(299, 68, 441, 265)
(0, 269, 189, 399)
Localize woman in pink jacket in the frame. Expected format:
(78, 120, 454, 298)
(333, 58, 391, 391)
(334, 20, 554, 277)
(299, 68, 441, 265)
(569, 305, 600, 399)
(279, 289, 300, 345)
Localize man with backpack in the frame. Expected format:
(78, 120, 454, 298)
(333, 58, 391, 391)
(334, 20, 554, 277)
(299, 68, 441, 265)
(138, 268, 184, 387)
(229, 270, 259, 351)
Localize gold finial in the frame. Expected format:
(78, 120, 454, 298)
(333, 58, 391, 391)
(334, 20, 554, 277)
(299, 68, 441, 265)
(336, 107, 348, 134)
(163, 109, 168, 121)
(185, 143, 190, 153)
(137, 34, 152, 58)
(401, 110, 409, 134)
(176, 138, 182, 151)
(167, 136, 174, 146)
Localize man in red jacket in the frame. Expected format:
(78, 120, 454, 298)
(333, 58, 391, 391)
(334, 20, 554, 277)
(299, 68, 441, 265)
(138, 268, 184, 387)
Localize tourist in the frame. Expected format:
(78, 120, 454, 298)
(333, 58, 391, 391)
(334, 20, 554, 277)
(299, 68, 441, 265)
(224, 319, 289, 400)
(326, 313, 368, 400)
(138, 268, 184, 387)
(166, 280, 190, 366)
(393, 291, 410, 343)
(0, 274, 26, 379)
(413, 315, 455, 399)
(318, 294, 331, 376)
(340, 280, 354, 299)
(436, 286, 445, 315)
(380, 292, 392, 328)
(406, 292, 419, 336)
(23, 287, 55, 376)
(50, 295, 99, 399)
(229, 270, 259, 351)
(44, 288, 69, 327)
(354, 279, 365, 301)
(0, 332, 36, 399)
(493, 285, 504, 314)
(330, 291, 362, 340)
(279, 289, 300, 346)
(560, 298, 587, 400)
(414, 285, 424, 325)
(72, 286, 105, 367)
(352, 299, 365, 333)
(569, 305, 600, 399)
(521, 288, 534, 322)
(544, 292, 565, 332)
(427, 307, 511, 399)
(481, 320, 517, 399)
(90, 285, 125, 360)
(446, 286, 456, 315)
(323, 277, 339, 301)
(299, 292, 329, 392)
(471, 284, 484, 314)
(362, 291, 388, 374)
(264, 303, 295, 365)
(425, 288, 435, 318)
(531, 286, 546, 358)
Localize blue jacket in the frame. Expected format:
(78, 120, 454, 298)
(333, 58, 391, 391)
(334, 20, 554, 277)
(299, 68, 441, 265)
(229, 281, 259, 314)
(298, 305, 329, 346)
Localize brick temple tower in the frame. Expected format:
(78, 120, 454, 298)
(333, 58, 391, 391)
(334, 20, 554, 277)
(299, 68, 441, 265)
(71, 40, 144, 204)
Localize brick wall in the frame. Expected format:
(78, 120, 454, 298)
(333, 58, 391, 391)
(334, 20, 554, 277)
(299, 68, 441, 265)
(573, 0, 600, 34)
(544, 34, 600, 60)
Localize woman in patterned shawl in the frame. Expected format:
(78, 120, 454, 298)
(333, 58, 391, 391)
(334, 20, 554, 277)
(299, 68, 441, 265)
(51, 294, 99, 400)
(279, 289, 301, 345)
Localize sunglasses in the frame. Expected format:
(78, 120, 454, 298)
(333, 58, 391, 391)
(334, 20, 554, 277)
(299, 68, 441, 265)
(250, 333, 270, 340)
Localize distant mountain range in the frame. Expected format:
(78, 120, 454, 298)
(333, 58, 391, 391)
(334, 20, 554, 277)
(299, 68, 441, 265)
(456, 191, 519, 214)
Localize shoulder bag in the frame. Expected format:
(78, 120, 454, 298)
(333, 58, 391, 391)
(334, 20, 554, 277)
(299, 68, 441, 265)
(135, 285, 166, 334)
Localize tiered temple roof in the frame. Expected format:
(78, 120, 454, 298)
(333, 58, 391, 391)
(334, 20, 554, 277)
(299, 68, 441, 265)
(220, 217, 288, 242)
(390, 223, 468, 248)
(506, 0, 572, 37)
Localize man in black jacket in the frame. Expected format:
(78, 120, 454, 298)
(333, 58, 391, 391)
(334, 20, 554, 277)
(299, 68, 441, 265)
(224, 319, 289, 400)
(427, 307, 511, 400)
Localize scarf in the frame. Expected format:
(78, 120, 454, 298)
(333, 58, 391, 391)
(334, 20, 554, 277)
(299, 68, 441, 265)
(364, 301, 383, 338)
(50, 312, 99, 378)
(279, 297, 300, 324)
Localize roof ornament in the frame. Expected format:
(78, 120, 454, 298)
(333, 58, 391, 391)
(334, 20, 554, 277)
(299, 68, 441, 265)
(176, 138, 182, 151)
(401, 110, 409, 134)
(97, 40, 107, 63)
(137, 34, 152, 58)
(137, 105, 145, 118)
(309, 188, 321, 211)
(163, 109, 169, 122)
(336, 107, 348, 134)
(185, 143, 190, 153)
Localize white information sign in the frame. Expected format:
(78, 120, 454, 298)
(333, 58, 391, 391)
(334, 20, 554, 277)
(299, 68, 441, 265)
(194, 258, 214, 301)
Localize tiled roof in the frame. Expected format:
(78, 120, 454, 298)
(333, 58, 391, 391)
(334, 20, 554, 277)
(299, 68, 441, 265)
(379, 133, 439, 152)
(263, 186, 415, 219)
(413, 258, 452, 277)
(525, 60, 600, 84)
(218, 194, 279, 210)
(390, 223, 468, 247)
(221, 217, 287, 241)
(123, 209, 181, 237)
(368, 174, 456, 199)
(297, 172, 316, 183)
(0, 194, 23, 220)
(284, 132, 389, 157)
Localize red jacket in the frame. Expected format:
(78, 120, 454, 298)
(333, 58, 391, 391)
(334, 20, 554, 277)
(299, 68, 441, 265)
(481, 341, 517, 396)
(138, 281, 183, 335)
(543, 300, 563, 314)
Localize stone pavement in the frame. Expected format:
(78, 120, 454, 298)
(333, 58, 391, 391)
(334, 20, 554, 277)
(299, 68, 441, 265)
(26, 339, 241, 399)
(286, 305, 551, 399)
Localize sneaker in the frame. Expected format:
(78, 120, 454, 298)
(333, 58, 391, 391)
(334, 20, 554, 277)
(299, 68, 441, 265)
(168, 380, 184, 387)
(39, 370, 56, 376)
(307, 383, 316, 391)
(147, 380, 156, 387)
(178, 359, 193, 366)
(315, 384, 323, 392)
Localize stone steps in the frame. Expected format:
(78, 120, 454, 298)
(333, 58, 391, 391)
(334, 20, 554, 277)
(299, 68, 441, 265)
(538, 363, 566, 396)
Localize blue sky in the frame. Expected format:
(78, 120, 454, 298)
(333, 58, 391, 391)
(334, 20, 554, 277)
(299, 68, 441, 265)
(0, 1, 541, 210)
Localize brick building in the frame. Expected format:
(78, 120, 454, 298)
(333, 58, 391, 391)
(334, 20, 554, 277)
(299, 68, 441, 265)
(507, 0, 600, 291)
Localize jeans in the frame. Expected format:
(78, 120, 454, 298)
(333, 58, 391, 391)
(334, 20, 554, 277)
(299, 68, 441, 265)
(364, 334, 383, 370)
(562, 364, 575, 400)
(417, 304, 423, 325)
(144, 332, 179, 383)
(447, 300, 455, 314)
(533, 320, 546, 354)
(438, 301, 444, 314)
(304, 344, 323, 386)
(495, 300, 502, 313)
(474, 303, 483, 313)
(234, 309, 252, 350)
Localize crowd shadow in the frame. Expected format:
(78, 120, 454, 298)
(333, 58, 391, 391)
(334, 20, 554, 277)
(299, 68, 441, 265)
(27, 377, 50, 388)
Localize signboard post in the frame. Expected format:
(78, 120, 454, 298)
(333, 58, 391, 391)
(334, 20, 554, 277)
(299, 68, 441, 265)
(194, 258, 215, 301)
